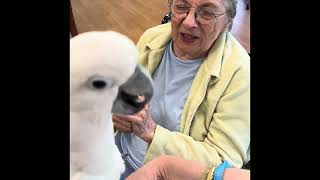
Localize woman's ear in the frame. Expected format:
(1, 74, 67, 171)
(224, 17, 234, 32)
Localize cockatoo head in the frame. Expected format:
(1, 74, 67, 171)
(70, 31, 153, 117)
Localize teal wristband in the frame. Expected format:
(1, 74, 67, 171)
(213, 161, 231, 180)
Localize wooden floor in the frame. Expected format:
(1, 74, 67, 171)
(71, 0, 250, 53)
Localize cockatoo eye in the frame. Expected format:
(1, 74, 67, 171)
(92, 80, 107, 89)
(88, 75, 113, 90)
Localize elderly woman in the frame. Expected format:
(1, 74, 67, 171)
(113, 0, 250, 179)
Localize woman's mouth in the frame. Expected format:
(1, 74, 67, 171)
(180, 33, 199, 43)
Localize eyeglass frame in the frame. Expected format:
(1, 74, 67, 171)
(168, 1, 226, 25)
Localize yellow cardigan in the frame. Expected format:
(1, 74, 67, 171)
(137, 23, 250, 169)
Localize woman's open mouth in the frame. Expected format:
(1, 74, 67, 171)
(180, 33, 199, 43)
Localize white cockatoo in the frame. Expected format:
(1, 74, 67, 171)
(70, 31, 153, 180)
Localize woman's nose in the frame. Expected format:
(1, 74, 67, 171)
(182, 10, 199, 28)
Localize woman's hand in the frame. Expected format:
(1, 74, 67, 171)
(113, 114, 133, 133)
(125, 155, 165, 180)
(113, 104, 156, 144)
(126, 156, 207, 180)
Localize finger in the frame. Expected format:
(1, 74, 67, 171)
(135, 104, 150, 117)
(113, 116, 133, 127)
(113, 114, 131, 121)
(125, 115, 144, 123)
(115, 114, 144, 122)
(135, 108, 148, 117)
(145, 103, 150, 110)
(114, 122, 133, 133)
(114, 119, 132, 129)
(113, 114, 140, 122)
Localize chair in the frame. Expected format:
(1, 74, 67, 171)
(246, 0, 250, 10)
(242, 160, 250, 169)
(70, 1, 78, 37)
(161, 13, 171, 24)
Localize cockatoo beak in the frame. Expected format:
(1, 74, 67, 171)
(111, 64, 153, 115)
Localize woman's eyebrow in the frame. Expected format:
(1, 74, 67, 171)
(199, 2, 220, 8)
(174, 0, 191, 4)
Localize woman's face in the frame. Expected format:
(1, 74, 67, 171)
(171, 0, 230, 60)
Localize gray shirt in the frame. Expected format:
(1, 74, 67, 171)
(119, 40, 204, 169)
